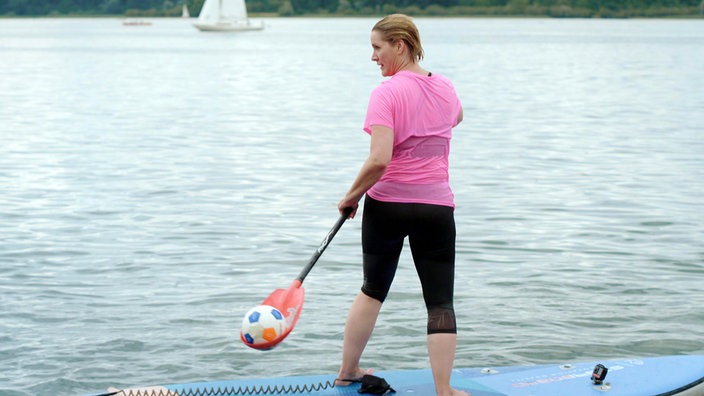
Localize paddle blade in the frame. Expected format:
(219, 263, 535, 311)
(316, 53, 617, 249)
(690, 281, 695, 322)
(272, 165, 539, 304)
(240, 281, 304, 350)
(263, 281, 305, 332)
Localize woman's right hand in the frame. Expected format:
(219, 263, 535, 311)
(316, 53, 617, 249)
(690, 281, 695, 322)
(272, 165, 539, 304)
(338, 199, 358, 219)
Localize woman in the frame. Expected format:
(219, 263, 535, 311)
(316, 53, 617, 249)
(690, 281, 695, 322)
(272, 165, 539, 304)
(336, 14, 468, 396)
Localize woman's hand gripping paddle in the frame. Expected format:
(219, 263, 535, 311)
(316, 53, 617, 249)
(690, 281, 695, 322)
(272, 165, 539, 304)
(241, 208, 352, 350)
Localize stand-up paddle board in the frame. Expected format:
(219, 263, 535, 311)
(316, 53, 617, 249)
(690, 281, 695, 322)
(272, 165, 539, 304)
(90, 355, 704, 396)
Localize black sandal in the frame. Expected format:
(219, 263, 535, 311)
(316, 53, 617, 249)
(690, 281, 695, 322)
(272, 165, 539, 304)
(336, 374, 396, 395)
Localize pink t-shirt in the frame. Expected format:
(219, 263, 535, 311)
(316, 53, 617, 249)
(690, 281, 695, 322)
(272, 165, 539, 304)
(364, 70, 462, 208)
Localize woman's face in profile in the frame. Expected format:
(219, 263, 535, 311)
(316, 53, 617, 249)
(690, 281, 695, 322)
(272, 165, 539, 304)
(370, 30, 401, 77)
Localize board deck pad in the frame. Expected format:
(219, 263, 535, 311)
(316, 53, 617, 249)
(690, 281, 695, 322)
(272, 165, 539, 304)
(93, 355, 704, 396)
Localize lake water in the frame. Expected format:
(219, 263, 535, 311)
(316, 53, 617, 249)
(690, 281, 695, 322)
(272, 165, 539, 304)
(0, 16, 703, 396)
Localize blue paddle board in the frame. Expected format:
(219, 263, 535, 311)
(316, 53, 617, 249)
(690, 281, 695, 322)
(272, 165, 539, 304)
(91, 355, 704, 396)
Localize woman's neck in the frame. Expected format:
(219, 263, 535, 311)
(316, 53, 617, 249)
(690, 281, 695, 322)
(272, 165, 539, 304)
(399, 63, 428, 76)
(391, 55, 427, 77)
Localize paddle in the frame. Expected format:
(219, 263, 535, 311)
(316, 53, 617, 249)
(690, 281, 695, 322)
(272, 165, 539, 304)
(241, 208, 353, 350)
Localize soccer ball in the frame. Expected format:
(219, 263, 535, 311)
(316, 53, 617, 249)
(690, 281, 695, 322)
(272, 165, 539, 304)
(240, 305, 287, 349)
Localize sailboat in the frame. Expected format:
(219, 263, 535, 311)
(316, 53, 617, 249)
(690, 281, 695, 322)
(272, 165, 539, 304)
(193, 0, 264, 32)
(182, 3, 190, 18)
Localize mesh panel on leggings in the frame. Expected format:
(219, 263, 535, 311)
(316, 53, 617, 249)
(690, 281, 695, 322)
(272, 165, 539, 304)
(427, 306, 457, 334)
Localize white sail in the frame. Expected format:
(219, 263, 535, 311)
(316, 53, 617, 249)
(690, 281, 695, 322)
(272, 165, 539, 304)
(196, 0, 221, 25)
(182, 3, 190, 17)
(221, 0, 248, 21)
(194, 0, 264, 31)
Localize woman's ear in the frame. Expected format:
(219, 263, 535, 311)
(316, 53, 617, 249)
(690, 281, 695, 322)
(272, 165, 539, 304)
(395, 39, 405, 54)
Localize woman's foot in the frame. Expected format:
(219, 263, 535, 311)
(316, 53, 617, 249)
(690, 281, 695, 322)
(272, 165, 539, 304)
(439, 388, 470, 396)
(335, 367, 374, 386)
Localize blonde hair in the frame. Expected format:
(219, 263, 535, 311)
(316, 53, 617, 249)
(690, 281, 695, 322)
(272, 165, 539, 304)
(372, 14, 424, 63)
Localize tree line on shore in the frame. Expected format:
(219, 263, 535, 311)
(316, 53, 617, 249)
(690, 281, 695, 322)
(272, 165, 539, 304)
(1, 0, 702, 18)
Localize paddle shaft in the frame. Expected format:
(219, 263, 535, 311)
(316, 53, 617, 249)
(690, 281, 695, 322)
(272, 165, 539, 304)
(295, 208, 351, 284)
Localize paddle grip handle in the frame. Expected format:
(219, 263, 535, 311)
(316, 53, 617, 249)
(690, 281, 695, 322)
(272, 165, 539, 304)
(295, 208, 352, 284)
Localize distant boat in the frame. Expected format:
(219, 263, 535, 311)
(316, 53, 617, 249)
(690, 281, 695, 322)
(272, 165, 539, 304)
(193, 0, 264, 32)
(182, 3, 190, 18)
(123, 19, 152, 26)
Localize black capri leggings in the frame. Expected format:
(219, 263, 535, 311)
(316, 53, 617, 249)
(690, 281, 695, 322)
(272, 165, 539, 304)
(361, 195, 457, 334)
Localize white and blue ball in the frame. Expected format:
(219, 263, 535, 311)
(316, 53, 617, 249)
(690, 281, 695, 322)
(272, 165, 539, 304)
(240, 305, 287, 348)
